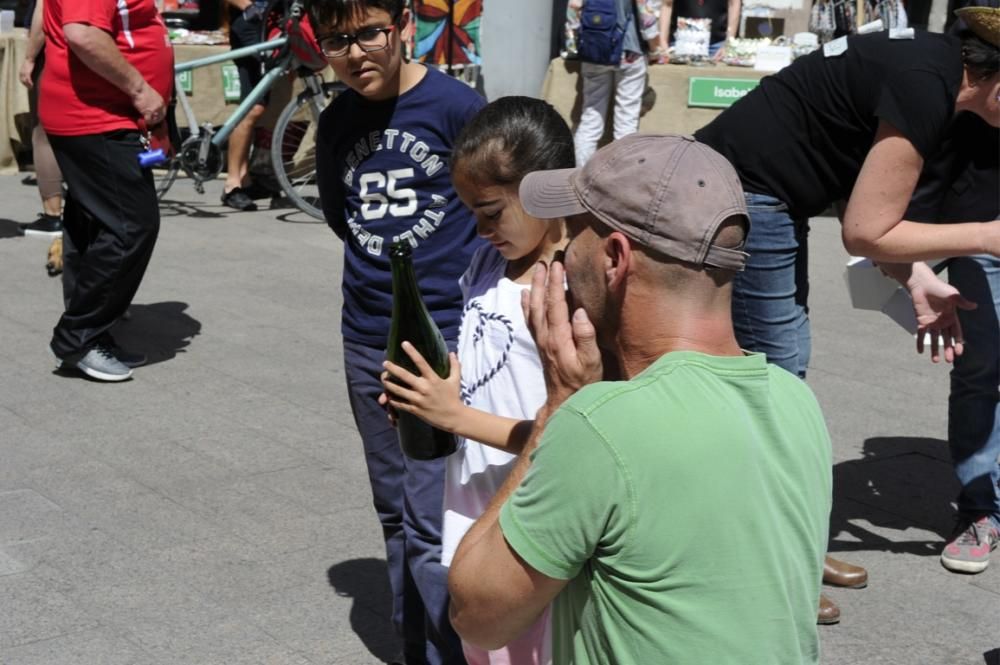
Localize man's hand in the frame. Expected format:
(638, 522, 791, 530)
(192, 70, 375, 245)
(131, 82, 166, 127)
(521, 261, 602, 408)
(18, 57, 36, 89)
(908, 268, 977, 363)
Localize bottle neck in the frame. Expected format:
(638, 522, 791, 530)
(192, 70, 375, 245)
(390, 252, 427, 320)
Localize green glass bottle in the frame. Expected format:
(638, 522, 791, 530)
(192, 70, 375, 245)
(386, 240, 458, 460)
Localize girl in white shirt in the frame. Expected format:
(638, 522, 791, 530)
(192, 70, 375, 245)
(381, 96, 574, 665)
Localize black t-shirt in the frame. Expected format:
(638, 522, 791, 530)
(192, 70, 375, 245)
(907, 112, 999, 223)
(669, 0, 730, 45)
(695, 31, 964, 219)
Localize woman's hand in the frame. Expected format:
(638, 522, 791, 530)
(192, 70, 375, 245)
(381, 342, 465, 432)
(908, 265, 977, 363)
(18, 57, 35, 89)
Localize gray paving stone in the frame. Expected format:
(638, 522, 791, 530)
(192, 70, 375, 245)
(254, 464, 361, 517)
(23, 459, 224, 551)
(148, 535, 314, 603)
(172, 428, 317, 477)
(0, 545, 31, 576)
(86, 437, 240, 498)
(0, 488, 76, 545)
(2, 526, 140, 581)
(231, 577, 392, 664)
(111, 601, 313, 664)
(0, 571, 100, 649)
(0, 628, 151, 665)
(159, 476, 338, 555)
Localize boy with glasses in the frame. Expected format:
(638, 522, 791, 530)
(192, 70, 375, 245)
(306, 1, 484, 663)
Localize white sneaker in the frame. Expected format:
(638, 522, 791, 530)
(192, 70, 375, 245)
(74, 345, 133, 382)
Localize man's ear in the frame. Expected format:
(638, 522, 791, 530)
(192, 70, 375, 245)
(605, 231, 632, 291)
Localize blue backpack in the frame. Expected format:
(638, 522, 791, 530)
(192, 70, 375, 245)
(577, 0, 633, 65)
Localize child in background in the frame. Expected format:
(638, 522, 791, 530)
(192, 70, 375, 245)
(381, 96, 575, 665)
(571, 0, 649, 165)
(308, 0, 485, 662)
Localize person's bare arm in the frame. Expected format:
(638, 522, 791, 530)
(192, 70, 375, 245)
(18, 0, 46, 88)
(62, 22, 165, 125)
(658, 0, 673, 58)
(842, 120, 1000, 262)
(726, 0, 741, 38)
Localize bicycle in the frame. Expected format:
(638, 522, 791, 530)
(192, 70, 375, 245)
(156, 0, 344, 220)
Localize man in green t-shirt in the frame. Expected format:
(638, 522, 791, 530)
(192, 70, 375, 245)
(447, 134, 833, 664)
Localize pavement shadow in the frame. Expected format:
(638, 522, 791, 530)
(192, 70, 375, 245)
(327, 557, 398, 663)
(0, 219, 25, 239)
(112, 301, 202, 365)
(273, 206, 325, 225)
(158, 200, 226, 219)
(829, 436, 959, 557)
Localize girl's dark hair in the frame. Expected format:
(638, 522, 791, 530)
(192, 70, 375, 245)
(452, 96, 576, 187)
(305, 0, 404, 32)
(959, 31, 1000, 80)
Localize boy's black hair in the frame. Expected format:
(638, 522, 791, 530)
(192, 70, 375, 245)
(304, 0, 404, 31)
(453, 96, 576, 187)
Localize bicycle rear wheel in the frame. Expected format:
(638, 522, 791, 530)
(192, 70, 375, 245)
(271, 80, 345, 220)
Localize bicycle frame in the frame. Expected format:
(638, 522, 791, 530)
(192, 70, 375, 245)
(172, 36, 289, 148)
(156, 0, 339, 215)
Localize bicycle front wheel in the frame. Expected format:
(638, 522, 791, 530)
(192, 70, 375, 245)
(154, 101, 182, 201)
(272, 80, 346, 220)
(154, 157, 180, 201)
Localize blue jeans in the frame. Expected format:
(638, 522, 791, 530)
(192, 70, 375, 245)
(343, 340, 466, 665)
(947, 255, 1000, 530)
(731, 192, 811, 378)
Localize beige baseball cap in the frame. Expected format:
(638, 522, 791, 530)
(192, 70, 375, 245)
(955, 6, 1000, 47)
(519, 134, 750, 271)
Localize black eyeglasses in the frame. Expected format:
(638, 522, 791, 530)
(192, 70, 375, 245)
(318, 23, 398, 58)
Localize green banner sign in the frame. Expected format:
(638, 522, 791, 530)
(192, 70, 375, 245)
(222, 63, 241, 103)
(177, 70, 193, 95)
(688, 77, 760, 109)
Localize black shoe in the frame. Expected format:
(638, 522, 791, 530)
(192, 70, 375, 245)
(221, 187, 258, 211)
(242, 181, 278, 200)
(22, 213, 63, 237)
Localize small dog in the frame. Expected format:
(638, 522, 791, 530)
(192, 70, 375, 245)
(46, 236, 63, 277)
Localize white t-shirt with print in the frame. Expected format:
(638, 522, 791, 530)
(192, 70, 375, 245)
(441, 245, 548, 567)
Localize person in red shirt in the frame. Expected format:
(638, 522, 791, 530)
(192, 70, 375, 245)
(40, 0, 173, 382)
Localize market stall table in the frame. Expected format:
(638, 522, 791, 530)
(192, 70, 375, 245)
(541, 57, 770, 139)
(0, 28, 30, 175)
